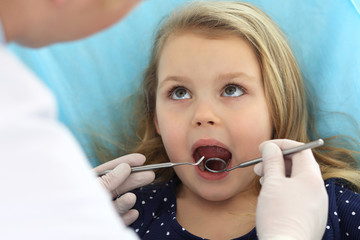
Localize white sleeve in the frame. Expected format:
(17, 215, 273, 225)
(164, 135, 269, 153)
(0, 46, 138, 240)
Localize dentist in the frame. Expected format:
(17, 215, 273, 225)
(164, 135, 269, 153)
(0, 0, 154, 239)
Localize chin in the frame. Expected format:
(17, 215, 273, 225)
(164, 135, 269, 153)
(197, 188, 238, 202)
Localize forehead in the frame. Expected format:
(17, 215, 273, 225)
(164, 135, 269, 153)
(157, 31, 261, 81)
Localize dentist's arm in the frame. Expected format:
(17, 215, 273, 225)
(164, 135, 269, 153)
(255, 139, 328, 240)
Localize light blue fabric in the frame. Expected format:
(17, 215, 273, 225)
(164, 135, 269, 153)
(9, 0, 360, 166)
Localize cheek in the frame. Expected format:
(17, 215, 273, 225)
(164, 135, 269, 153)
(155, 98, 191, 136)
(159, 129, 186, 164)
(231, 107, 272, 134)
(228, 102, 273, 155)
(231, 117, 272, 143)
(245, 108, 273, 137)
(155, 109, 188, 160)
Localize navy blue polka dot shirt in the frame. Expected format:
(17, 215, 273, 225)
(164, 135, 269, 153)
(130, 178, 360, 239)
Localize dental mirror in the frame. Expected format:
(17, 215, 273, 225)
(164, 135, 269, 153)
(203, 157, 228, 172)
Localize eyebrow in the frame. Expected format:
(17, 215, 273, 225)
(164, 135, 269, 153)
(159, 72, 256, 89)
(215, 72, 256, 82)
(158, 76, 190, 89)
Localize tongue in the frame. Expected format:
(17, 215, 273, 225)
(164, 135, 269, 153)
(194, 146, 232, 168)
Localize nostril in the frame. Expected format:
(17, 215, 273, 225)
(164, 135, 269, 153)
(195, 120, 215, 126)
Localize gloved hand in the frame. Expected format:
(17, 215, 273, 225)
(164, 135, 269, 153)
(94, 153, 155, 226)
(254, 139, 328, 240)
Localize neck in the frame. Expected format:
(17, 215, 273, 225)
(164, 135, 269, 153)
(176, 183, 258, 239)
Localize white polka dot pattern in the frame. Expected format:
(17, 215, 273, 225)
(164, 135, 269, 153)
(129, 178, 359, 239)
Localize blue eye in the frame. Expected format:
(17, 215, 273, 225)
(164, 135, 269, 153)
(222, 84, 245, 97)
(170, 87, 191, 100)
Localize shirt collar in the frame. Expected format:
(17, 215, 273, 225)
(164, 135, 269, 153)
(0, 18, 6, 45)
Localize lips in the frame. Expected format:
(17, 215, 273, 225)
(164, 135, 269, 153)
(193, 146, 232, 171)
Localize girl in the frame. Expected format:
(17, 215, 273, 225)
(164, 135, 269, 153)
(122, 1, 360, 239)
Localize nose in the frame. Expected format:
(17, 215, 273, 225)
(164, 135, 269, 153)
(192, 100, 220, 127)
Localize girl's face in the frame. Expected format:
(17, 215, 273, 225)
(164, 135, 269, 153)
(154, 32, 273, 201)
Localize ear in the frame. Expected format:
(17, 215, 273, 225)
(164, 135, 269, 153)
(153, 112, 161, 135)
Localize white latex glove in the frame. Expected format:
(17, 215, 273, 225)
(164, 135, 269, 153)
(94, 153, 155, 226)
(254, 139, 328, 240)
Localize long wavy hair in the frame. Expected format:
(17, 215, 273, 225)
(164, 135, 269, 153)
(114, 1, 360, 191)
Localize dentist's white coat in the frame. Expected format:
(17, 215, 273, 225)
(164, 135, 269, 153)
(0, 45, 138, 239)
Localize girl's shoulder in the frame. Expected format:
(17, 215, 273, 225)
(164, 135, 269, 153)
(323, 178, 360, 239)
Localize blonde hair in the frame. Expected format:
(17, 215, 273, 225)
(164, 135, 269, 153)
(125, 1, 360, 190)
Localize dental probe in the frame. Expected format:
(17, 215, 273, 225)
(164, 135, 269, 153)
(205, 139, 324, 173)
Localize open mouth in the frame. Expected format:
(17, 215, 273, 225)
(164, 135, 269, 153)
(193, 146, 232, 172)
